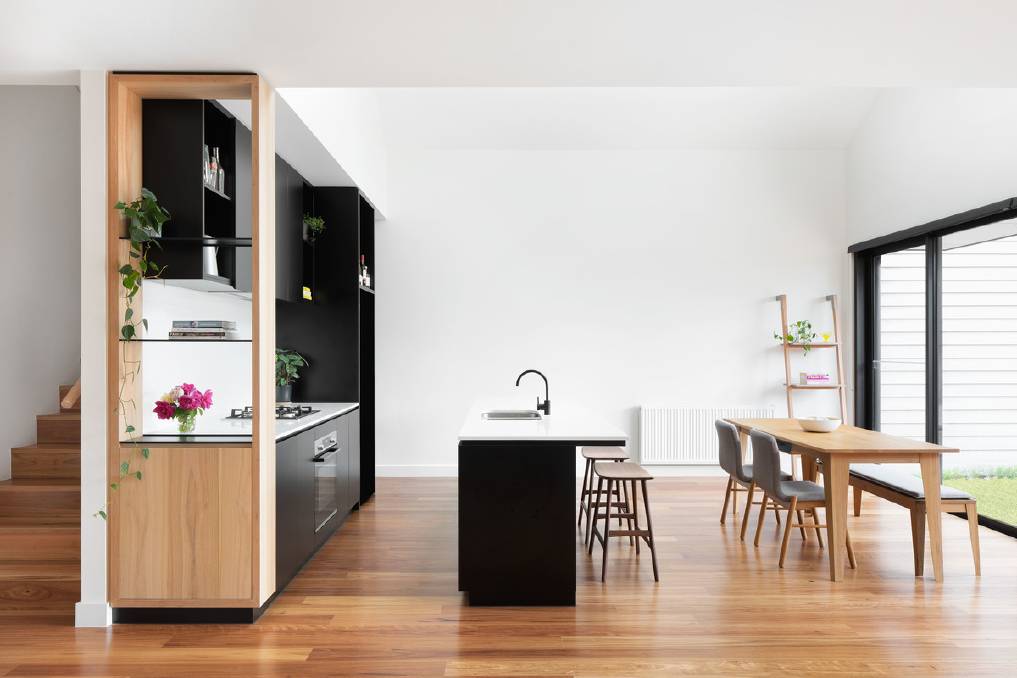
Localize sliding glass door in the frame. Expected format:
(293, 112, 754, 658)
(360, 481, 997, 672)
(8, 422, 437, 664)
(855, 210, 1017, 534)
(939, 226, 1017, 529)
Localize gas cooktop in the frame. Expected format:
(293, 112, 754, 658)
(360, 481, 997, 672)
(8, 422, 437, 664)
(226, 405, 321, 421)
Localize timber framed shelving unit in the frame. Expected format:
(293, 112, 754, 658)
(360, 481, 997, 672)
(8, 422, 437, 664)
(775, 293, 848, 421)
(106, 73, 276, 619)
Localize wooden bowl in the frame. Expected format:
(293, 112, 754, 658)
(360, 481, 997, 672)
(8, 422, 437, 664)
(797, 417, 842, 433)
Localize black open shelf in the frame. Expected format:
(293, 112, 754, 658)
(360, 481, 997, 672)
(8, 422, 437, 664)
(204, 184, 231, 201)
(141, 99, 250, 291)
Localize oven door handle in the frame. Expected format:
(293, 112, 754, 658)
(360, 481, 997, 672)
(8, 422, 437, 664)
(313, 444, 340, 462)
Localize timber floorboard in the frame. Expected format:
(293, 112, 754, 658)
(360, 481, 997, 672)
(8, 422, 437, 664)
(0, 477, 1015, 677)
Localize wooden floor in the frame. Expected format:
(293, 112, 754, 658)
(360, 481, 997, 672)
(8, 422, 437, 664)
(1, 477, 1016, 677)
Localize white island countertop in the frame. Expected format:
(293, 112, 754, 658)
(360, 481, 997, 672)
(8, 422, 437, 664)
(458, 401, 628, 443)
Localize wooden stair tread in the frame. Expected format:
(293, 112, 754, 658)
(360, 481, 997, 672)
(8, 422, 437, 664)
(0, 479, 79, 489)
(35, 413, 80, 445)
(0, 562, 79, 579)
(0, 526, 79, 562)
(11, 445, 80, 481)
(11, 443, 80, 451)
(0, 480, 79, 526)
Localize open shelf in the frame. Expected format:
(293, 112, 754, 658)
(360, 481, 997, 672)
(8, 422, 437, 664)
(786, 383, 844, 390)
(119, 338, 251, 343)
(204, 184, 231, 201)
(785, 342, 839, 349)
(118, 236, 252, 247)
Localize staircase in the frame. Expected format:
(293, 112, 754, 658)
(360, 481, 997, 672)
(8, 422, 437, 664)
(0, 384, 80, 620)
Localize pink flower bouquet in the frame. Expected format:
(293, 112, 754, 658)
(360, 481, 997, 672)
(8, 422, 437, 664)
(153, 382, 213, 433)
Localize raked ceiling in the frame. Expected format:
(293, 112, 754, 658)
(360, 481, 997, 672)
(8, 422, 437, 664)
(5, 1, 1017, 87)
(366, 87, 880, 150)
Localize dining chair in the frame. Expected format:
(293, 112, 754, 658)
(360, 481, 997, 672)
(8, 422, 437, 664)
(750, 429, 857, 569)
(716, 419, 795, 541)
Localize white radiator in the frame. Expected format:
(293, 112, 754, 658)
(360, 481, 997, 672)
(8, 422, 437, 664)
(639, 406, 774, 465)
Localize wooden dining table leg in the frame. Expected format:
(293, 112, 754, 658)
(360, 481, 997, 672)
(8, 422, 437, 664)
(824, 455, 850, 581)
(801, 453, 818, 483)
(919, 453, 945, 582)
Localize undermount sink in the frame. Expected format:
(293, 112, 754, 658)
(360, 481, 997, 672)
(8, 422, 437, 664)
(482, 409, 543, 420)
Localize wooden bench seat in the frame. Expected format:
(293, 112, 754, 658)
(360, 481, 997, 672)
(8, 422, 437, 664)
(849, 464, 980, 576)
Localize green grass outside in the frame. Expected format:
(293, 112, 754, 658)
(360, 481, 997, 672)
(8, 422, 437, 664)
(942, 475, 1017, 527)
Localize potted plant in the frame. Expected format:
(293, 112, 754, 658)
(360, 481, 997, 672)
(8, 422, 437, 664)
(276, 348, 308, 403)
(774, 319, 818, 353)
(153, 383, 213, 433)
(303, 214, 326, 244)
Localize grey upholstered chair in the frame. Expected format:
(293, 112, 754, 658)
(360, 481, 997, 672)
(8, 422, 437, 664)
(716, 419, 789, 541)
(750, 429, 856, 569)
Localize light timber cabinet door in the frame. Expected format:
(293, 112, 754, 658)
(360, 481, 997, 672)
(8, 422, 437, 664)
(111, 445, 255, 606)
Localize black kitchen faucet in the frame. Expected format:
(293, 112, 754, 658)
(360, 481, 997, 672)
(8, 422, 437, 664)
(515, 369, 551, 415)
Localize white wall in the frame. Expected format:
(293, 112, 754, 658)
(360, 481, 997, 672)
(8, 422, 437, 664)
(376, 149, 849, 474)
(0, 85, 81, 479)
(278, 88, 389, 216)
(847, 89, 1017, 244)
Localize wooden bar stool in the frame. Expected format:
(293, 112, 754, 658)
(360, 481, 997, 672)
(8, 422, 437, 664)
(578, 447, 631, 544)
(588, 461, 660, 582)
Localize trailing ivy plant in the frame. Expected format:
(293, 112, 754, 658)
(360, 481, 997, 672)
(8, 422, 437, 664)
(774, 319, 818, 354)
(96, 189, 170, 520)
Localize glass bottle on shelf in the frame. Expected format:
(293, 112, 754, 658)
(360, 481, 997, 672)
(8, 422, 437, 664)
(202, 144, 211, 186)
(209, 147, 219, 190)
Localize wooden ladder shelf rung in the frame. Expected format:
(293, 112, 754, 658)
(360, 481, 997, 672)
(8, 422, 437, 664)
(776, 293, 848, 422)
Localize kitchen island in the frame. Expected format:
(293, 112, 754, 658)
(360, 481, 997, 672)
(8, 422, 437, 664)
(458, 402, 627, 605)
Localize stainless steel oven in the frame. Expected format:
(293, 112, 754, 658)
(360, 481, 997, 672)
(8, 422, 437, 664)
(313, 430, 340, 532)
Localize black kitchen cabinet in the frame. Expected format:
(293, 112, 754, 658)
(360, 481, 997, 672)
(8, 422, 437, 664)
(275, 428, 315, 592)
(275, 156, 303, 302)
(275, 407, 361, 594)
(141, 99, 246, 291)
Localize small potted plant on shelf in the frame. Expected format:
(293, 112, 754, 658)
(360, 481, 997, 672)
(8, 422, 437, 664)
(276, 348, 308, 403)
(303, 214, 326, 244)
(153, 383, 214, 434)
(774, 319, 818, 354)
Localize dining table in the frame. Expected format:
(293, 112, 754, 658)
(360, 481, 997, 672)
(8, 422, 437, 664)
(725, 418, 959, 582)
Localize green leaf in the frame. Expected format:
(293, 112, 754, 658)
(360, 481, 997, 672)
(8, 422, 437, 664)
(98, 510, 108, 520)
(135, 471, 143, 480)
(119, 264, 133, 275)
(121, 324, 136, 340)
(120, 461, 130, 475)
(126, 425, 136, 433)
(110, 483, 118, 491)
(141, 447, 150, 459)
(124, 307, 133, 321)
(141, 318, 149, 332)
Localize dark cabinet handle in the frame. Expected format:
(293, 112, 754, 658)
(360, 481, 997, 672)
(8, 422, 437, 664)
(313, 444, 340, 462)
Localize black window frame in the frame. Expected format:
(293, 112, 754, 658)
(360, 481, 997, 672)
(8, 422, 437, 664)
(850, 197, 1017, 539)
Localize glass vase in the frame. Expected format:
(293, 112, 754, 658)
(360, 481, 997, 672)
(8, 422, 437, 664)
(178, 414, 196, 434)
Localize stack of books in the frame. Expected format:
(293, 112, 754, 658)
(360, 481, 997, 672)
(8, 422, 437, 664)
(169, 320, 239, 341)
